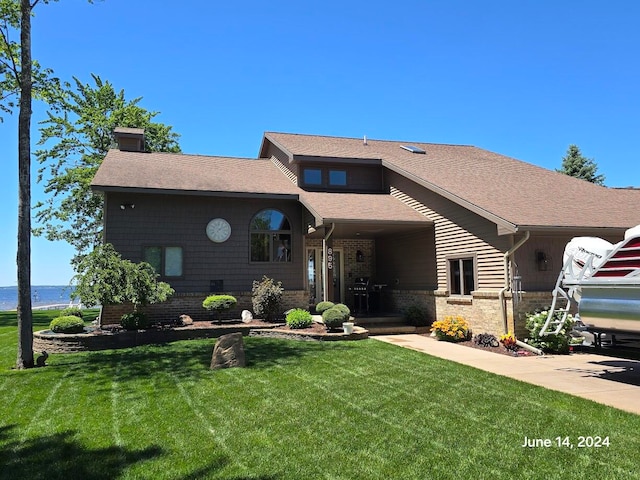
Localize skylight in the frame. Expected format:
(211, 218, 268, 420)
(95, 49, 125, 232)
(401, 145, 425, 154)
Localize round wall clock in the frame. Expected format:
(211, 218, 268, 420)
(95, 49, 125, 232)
(206, 218, 231, 243)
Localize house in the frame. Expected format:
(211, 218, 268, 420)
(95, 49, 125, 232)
(91, 130, 640, 335)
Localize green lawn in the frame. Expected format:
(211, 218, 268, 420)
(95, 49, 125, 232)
(1, 310, 639, 479)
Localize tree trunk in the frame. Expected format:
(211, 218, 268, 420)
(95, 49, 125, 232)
(16, 0, 33, 369)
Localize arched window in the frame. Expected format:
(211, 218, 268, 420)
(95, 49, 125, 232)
(250, 209, 292, 262)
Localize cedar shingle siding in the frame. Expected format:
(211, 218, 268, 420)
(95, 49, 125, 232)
(105, 192, 304, 293)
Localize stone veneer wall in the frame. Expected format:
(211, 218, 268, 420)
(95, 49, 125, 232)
(388, 289, 535, 337)
(384, 290, 437, 322)
(100, 290, 307, 326)
(512, 291, 555, 338)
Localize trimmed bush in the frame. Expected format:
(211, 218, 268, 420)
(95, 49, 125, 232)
(332, 303, 350, 317)
(50, 315, 85, 334)
(315, 301, 335, 314)
(286, 309, 313, 329)
(120, 312, 149, 331)
(60, 306, 83, 320)
(322, 306, 350, 331)
(203, 294, 238, 324)
(252, 276, 284, 322)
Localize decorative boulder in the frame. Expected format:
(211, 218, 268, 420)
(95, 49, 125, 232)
(179, 314, 193, 326)
(210, 332, 246, 369)
(241, 310, 253, 323)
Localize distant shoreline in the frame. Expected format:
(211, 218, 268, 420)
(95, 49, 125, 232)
(0, 285, 76, 312)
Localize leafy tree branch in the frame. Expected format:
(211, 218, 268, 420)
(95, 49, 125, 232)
(34, 73, 181, 267)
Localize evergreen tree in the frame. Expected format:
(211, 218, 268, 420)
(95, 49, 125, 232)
(557, 144, 605, 186)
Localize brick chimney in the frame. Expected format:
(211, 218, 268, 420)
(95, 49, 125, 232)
(113, 127, 145, 152)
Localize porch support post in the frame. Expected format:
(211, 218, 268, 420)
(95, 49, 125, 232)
(323, 223, 336, 302)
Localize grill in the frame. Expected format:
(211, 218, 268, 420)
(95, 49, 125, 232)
(352, 277, 370, 314)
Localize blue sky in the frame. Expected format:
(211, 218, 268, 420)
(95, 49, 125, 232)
(1, 0, 639, 286)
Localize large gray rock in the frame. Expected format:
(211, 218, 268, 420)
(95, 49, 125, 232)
(210, 332, 246, 369)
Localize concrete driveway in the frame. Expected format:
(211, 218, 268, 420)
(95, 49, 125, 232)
(374, 334, 640, 415)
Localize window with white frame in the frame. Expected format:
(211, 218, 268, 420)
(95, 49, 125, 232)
(449, 257, 475, 295)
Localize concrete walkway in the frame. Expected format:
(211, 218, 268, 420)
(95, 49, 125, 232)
(374, 334, 640, 415)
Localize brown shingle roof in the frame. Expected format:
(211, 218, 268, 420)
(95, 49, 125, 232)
(92, 150, 300, 197)
(265, 132, 640, 231)
(299, 191, 431, 224)
(91, 149, 433, 226)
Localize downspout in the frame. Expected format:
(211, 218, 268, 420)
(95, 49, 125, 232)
(499, 231, 530, 335)
(322, 223, 336, 302)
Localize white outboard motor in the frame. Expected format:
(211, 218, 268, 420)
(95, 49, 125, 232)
(625, 224, 640, 240)
(562, 237, 614, 282)
(543, 225, 640, 336)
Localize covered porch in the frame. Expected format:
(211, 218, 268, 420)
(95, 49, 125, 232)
(299, 191, 435, 320)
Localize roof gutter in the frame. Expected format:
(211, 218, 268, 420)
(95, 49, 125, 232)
(499, 231, 530, 335)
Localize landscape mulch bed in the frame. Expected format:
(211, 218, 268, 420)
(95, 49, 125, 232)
(419, 333, 535, 357)
(457, 339, 535, 357)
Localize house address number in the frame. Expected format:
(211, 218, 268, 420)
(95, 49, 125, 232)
(327, 247, 333, 270)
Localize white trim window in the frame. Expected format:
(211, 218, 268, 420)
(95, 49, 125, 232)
(448, 256, 475, 295)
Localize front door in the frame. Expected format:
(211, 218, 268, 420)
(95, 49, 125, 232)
(307, 248, 344, 306)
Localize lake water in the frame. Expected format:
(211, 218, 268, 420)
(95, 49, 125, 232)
(0, 285, 76, 311)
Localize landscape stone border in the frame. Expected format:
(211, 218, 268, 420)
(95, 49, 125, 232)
(33, 322, 369, 354)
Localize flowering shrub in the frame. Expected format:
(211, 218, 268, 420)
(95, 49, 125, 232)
(431, 315, 470, 342)
(500, 332, 518, 351)
(525, 309, 575, 353)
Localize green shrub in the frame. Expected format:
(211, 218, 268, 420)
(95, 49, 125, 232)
(251, 276, 284, 322)
(403, 304, 431, 327)
(50, 315, 85, 334)
(315, 301, 335, 314)
(120, 312, 149, 331)
(286, 309, 313, 329)
(73, 243, 174, 309)
(60, 306, 84, 320)
(322, 306, 350, 331)
(525, 309, 574, 353)
(333, 303, 350, 317)
(203, 294, 238, 324)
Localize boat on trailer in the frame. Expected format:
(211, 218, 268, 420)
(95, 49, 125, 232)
(541, 225, 640, 336)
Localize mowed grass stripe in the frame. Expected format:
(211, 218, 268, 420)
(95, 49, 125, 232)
(110, 373, 123, 449)
(17, 371, 72, 444)
(2, 315, 640, 479)
(173, 364, 329, 477)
